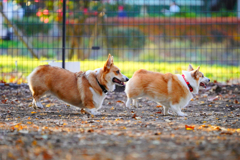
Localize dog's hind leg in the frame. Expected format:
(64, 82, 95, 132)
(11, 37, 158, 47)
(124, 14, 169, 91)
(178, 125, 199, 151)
(126, 98, 132, 109)
(163, 106, 170, 115)
(30, 87, 47, 109)
(170, 104, 187, 117)
(32, 95, 44, 109)
(133, 99, 138, 108)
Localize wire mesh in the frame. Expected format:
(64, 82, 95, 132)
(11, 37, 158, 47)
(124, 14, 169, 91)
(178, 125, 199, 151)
(0, 0, 239, 85)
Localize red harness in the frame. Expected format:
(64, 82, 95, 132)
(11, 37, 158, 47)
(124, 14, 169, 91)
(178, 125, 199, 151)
(182, 74, 193, 92)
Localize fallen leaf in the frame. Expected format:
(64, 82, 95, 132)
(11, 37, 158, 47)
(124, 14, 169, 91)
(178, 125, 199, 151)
(42, 150, 52, 160)
(220, 131, 233, 135)
(154, 132, 161, 135)
(120, 126, 127, 129)
(32, 140, 37, 146)
(88, 129, 94, 132)
(1, 99, 7, 104)
(234, 99, 239, 104)
(185, 125, 194, 130)
(116, 100, 124, 103)
(132, 114, 136, 118)
(202, 125, 208, 128)
(110, 107, 114, 110)
(215, 127, 222, 131)
(46, 104, 51, 107)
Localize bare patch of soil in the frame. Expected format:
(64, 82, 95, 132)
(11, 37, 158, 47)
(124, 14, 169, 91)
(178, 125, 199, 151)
(0, 83, 240, 160)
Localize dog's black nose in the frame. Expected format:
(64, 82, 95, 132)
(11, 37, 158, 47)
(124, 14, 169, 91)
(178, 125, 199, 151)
(126, 78, 129, 81)
(208, 79, 210, 82)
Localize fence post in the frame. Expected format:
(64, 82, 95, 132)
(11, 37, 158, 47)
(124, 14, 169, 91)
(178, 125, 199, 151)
(62, 0, 66, 69)
(238, 0, 240, 18)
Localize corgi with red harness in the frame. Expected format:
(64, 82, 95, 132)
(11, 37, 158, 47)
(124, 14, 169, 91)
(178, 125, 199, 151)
(125, 65, 210, 116)
(28, 54, 129, 115)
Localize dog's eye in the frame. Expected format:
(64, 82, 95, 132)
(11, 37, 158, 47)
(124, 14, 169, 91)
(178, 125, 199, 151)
(116, 70, 120, 74)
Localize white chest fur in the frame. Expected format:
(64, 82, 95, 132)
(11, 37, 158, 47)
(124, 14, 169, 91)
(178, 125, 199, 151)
(176, 74, 193, 108)
(89, 87, 106, 110)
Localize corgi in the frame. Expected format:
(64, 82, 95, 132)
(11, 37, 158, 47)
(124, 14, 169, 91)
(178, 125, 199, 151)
(28, 54, 129, 115)
(125, 64, 210, 116)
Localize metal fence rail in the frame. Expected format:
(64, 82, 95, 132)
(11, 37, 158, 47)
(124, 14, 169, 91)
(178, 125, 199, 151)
(0, 0, 239, 85)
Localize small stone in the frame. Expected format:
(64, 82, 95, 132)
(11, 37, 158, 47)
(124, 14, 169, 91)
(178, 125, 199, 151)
(135, 117, 141, 120)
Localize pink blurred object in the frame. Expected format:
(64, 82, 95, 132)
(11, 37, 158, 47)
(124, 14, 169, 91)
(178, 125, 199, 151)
(44, 18, 49, 23)
(118, 6, 124, 11)
(43, 9, 49, 15)
(83, 8, 88, 15)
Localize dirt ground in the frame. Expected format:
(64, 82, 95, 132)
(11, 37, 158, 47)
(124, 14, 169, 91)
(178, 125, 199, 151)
(0, 83, 240, 160)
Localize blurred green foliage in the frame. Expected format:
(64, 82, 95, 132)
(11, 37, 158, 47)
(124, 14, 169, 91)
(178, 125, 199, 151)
(13, 17, 51, 35)
(107, 27, 146, 49)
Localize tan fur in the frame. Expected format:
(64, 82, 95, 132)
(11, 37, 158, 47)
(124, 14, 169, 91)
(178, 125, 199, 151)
(126, 65, 210, 117)
(28, 54, 127, 112)
(28, 65, 93, 109)
(126, 69, 188, 105)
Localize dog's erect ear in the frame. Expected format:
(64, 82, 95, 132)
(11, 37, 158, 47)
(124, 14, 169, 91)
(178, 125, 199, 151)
(188, 64, 194, 71)
(111, 56, 114, 64)
(191, 67, 200, 78)
(104, 54, 113, 70)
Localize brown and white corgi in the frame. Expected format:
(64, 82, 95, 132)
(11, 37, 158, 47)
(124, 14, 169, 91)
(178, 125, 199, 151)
(28, 54, 129, 115)
(125, 64, 210, 116)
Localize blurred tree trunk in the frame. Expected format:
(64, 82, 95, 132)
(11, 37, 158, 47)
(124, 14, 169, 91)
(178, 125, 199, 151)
(85, 8, 107, 60)
(68, 17, 87, 60)
(67, 1, 108, 60)
(68, 1, 90, 60)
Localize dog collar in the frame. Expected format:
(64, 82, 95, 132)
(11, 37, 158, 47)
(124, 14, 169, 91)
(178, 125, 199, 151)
(182, 74, 193, 92)
(96, 78, 108, 94)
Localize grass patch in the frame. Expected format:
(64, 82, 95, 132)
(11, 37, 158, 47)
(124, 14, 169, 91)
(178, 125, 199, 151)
(0, 56, 239, 83)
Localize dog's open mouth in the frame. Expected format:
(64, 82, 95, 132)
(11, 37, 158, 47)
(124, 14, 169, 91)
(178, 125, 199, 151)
(112, 77, 125, 86)
(200, 82, 206, 88)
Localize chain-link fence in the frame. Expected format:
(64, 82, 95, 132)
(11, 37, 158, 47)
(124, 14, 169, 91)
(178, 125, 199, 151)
(0, 0, 239, 84)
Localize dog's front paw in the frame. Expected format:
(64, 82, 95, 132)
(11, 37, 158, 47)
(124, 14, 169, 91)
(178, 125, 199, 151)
(126, 105, 133, 109)
(85, 108, 101, 116)
(33, 102, 44, 109)
(177, 112, 188, 117)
